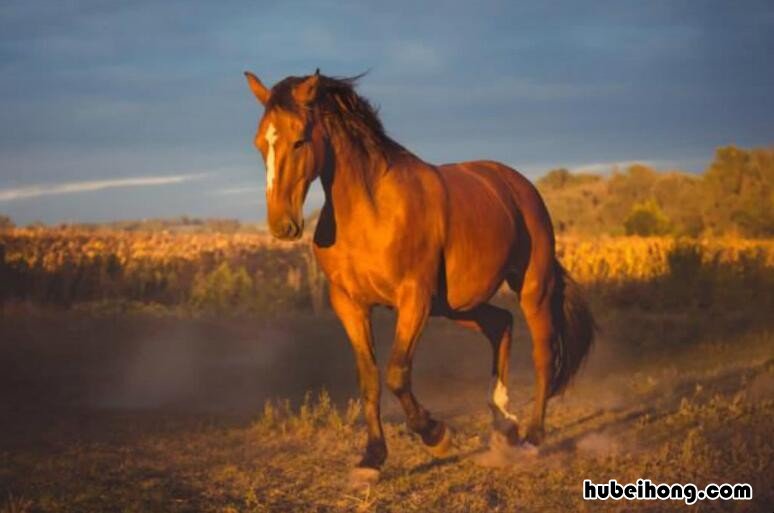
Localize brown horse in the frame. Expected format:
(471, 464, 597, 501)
(244, 69, 595, 485)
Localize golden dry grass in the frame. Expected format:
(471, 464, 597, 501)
(557, 236, 774, 283)
(2, 229, 772, 315)
(3, 228, 771, 282)
(1, 227, 299, 270)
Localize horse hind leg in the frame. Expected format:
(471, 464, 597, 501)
(509, 270, 556, 447)
(446, 305, 522, 449)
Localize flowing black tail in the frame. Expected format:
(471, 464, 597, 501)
(549, 261, 596, 396)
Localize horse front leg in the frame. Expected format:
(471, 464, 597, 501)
(385, 283, 452, 458)
(329, 286, 385, 487)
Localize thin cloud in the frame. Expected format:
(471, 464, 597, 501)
(569, 160, 662, 174)
(214, 185, 264, 195)
(0, 174, 206, 202)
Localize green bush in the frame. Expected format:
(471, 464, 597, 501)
(189, 262, 253, 312)
(624, 200, 672, 236)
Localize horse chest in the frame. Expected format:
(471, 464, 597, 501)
(313, 242, 399, 305)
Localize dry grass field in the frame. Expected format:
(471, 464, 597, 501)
(2, 227, 771, 313)
(0, 231, 772, 512)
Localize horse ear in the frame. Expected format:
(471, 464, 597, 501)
(244, 71, 270, 105)
(292, 72, 320, 106)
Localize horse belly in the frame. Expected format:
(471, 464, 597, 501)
(444, 241, 512, 310)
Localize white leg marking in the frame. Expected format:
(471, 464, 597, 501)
(490, 378, 518, 423)
(264, 122, 279, 193)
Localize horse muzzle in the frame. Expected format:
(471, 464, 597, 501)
(270, 217, 304, 240)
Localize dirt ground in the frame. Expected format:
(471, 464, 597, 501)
(0, 302, 772, 512)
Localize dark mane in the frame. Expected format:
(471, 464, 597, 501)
(268, 73, 406, 165)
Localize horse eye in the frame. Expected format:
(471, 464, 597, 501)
(293, 139, 306, 149)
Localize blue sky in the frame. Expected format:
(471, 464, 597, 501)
(0, 0, 772, 224)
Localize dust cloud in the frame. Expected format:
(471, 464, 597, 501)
(0, 306, 627, 416)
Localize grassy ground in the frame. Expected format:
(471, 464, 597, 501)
(0, 303, 772, 512)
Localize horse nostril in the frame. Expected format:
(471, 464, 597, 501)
(281, 220, 293, 238)
(287, 220, 301, 239)
(271, 218, 302, 240)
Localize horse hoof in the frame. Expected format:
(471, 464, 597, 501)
(349, 467, 380, 489)
(524, 426, 545, 446)
(473, 432, 539, 467)
(425, 425, 453, 459)
(519, 440, 540, 457)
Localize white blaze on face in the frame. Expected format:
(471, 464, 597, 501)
(264, 122, 279, 193)
(490, 378, 518, 423)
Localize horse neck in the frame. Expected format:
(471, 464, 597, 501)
(322, 134, 388, 219)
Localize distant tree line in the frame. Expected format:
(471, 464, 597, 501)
(537, 146, 773, 237)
